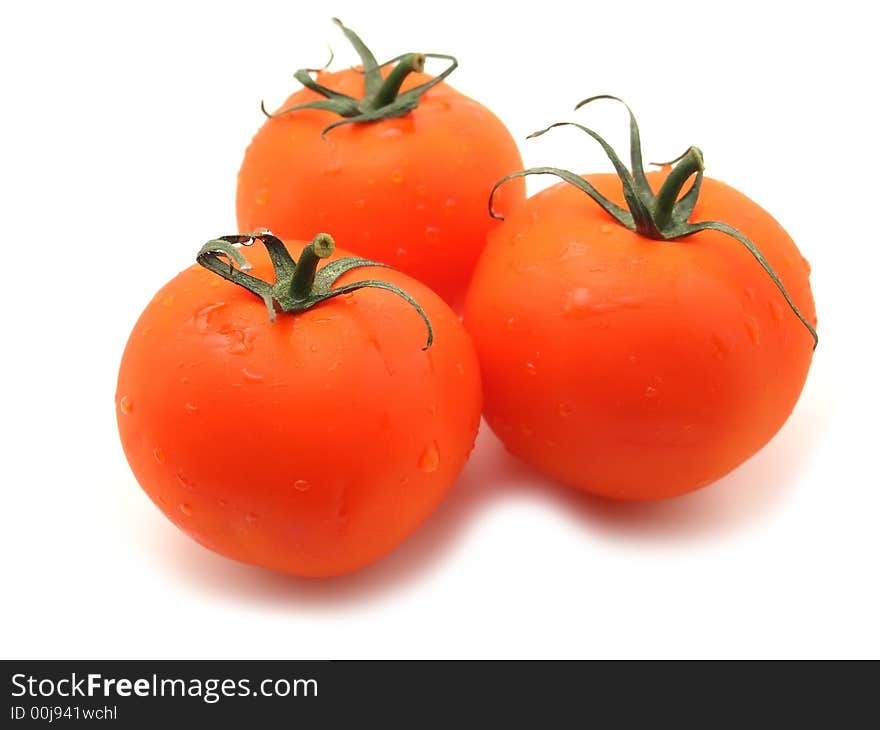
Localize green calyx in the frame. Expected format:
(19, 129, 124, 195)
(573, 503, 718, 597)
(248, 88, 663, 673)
(489, 95, 818, 349)
(197, 231, 433, 349)
(260, 18, 458, 136)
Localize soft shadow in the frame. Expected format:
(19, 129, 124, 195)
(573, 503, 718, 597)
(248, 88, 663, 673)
(145, 423, 536, 611)
(147, 393, 828, 603)
(531, 396, 830, 542)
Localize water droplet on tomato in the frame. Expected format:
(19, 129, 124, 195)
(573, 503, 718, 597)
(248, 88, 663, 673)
(184, 402, 198, 413)
(160, 294, 175, 308)
(745, 317, 761, 345)
(195, 302, 226, 321)
(711, 335, 729, 359)
(600, 224, 613, 234)
(379, 127, 402, 139)
(525, 362, 537, 376)
(425, 226, 441, 242)
(176, 471, 195, 490)
(444, 197, 457, 211)
(563, 288, 592, 316)
(396, 247, 408, 258)
(293, 479, 310, 492)
(153, 447, 166, 465)
(558, 402, 574, 418)
(242, 368, 264, 382)
(179, 503, 193, 517)
(415, 183, 428, 197)
(505, 317, 516, 331)
(324, 159, 342, 175)
(770, 300, 783, 325)
(644, 385, 658, 399)
(418, 442, 440, 473)
(245, 512, 259, 525)
(391, 170, 404, 184)
(744, 287, 756, 302)
(218, 499, 228, 508)
(255, 187, 269, 206)
(119, 396, 133, 415)
(156, 495, 167, 507)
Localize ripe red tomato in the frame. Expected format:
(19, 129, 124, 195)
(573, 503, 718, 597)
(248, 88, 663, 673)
(463, 99, 817, 500)
(236, 19, 525, 309)
(116, 232, 481, 576)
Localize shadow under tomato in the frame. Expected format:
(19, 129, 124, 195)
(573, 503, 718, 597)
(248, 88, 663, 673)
(516, 393, 829, 542)
(149, 391, 828, 604)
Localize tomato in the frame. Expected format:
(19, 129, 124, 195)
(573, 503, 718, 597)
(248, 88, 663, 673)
(463, 98, 817, 501)
(236, 19, 525, 309)
(116, 232, 481, 577)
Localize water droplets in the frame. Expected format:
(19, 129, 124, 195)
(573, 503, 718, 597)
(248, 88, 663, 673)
(255, 187, 269, 206)
(241, 368, 264, 382)
(505, 316, 516, 331)
(745, 317, 761, 345)
(245, 512, 259, 526)
(379, 127, 402, 139)
(184, 402, 198, 414)
(558, 402, 574, 418)
(221, 325, 253, 355)
(600, 224, 613, 234)
(418, 442, 440, 473)
(292, 479, 311, 493)
(179, 503, 193, 517)
(711, 334, 729, 359)
(324, 158, 342, 175)
(160, 294, 175, 308)
(525, 362, 537, 376)
(153, 447, 166, 465)
(194, 302, 226, 323)
(563, 288, 591, 317)
(770, 300, 783, 325)
(425, 225, 441, 242)
(119, 396, 133, 415)
(391, 170, 404, 184)
(644, 385, 658, 399)
(176, 471, 195, 490)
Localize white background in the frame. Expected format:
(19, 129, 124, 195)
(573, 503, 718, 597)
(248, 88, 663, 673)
(2, 0, 877, 659)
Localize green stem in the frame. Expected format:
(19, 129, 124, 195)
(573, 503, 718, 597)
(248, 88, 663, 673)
(652, 147, 704, 230)
(290, 233, 335, 300)
(370, 53, 426, 108)
(495, 97, 817, 348)
(261, 21, 457, 134)
(196, 230, 435, 349)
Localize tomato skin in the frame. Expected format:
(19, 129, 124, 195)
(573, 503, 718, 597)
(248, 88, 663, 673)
(116, 244, 481, 577)
(236, 68, 525, 309)
(463, 170, 816, 500)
